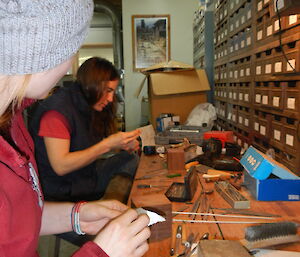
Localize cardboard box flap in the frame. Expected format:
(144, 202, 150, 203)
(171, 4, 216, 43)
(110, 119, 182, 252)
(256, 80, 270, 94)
(240, 146, 300, 180)
(141, 60, 194, 74)
(150, 69, 210, 96)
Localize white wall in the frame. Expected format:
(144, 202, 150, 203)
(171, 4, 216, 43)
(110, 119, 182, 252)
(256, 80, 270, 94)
(122, 0, 199, 130)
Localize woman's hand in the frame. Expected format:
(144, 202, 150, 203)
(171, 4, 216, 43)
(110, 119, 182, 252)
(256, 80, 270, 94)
(94, 208, 151, 257)
(79, 200, 128, 235)
(123, 139, 140, 152)
(104, 129, 140, 151)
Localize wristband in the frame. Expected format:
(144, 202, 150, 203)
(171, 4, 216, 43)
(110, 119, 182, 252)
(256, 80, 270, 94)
(71, 201, 87, 235)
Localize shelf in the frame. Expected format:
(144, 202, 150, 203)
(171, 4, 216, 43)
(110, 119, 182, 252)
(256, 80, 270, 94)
(254, 31, 300, 54)
(254, 6, 269, 21)
(228, 19, 252, 39)
(228, 0, 248, 17)
(228, 47, 253, 62)
(194, 0, 300, 175)
(253, 105, 300, 120)
(215, 57, 230, 67)
(253, 74, 300, 82)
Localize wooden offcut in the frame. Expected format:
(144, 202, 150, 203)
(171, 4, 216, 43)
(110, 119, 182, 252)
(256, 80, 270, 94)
(167, 148, 185, 171)
(198, 240, 252, 257)
(131, 193, 172, 242)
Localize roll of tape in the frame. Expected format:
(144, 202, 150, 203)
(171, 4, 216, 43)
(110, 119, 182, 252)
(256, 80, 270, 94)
(143, 146, 156, 155)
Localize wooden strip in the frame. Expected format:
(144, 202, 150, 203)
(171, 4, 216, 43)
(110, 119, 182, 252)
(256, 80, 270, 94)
(173, 219, 272, 224)
(172, 211, 276, 220)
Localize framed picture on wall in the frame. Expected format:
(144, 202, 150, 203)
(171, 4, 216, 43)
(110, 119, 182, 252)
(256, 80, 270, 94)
(132, 14, 170, 71)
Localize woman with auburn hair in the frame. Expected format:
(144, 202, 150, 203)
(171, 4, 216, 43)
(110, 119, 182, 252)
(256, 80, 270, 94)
(0, 1, 150, 256)
(30, 57, 140, 203)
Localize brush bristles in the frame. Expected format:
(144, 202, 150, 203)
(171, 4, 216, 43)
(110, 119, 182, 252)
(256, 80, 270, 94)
(245, 222, 297, 242)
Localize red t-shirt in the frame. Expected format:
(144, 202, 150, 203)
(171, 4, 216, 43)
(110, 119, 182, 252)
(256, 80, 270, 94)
(38, 110, 71, 139)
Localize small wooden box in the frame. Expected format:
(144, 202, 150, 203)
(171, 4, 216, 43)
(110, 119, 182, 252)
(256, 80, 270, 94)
(131, 194, 172, 242)
(167, 148, 185, 171)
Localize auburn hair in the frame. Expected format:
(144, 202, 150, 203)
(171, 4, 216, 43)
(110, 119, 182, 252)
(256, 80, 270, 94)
(76, 57, 120, 137)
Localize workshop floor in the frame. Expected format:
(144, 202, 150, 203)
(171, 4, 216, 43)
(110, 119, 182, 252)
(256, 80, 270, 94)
(38, 235, 78, 257)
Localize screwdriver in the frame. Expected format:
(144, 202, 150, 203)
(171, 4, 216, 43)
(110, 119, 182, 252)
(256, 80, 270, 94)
(137, 184, 167, 189)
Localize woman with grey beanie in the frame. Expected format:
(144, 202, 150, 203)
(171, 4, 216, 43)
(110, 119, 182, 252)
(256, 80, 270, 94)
(0, 1, 150, 257)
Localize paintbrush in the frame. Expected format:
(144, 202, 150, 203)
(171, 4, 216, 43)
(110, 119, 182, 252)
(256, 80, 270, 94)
(241, 222, 300, 250)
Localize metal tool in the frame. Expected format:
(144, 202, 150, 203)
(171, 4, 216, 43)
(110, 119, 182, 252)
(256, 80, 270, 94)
(185, 233, 208, 257)
(189, 175, 210, 220)
(178, 232, 199, 257)
(135, 175, 156, 180)
(137, 184, 167, 189)
(189, 193, 202, 220)
(174, 225, 182, 255)
(211, 207, 281, 218)
(172, 206, 189, 218)
(200, 232, 209, 240)
(178, 232, 195, 257)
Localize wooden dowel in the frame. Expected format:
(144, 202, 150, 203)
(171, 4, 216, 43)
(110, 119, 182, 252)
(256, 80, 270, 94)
(173, 219, 272, 224)
(172, 211, 276, 220)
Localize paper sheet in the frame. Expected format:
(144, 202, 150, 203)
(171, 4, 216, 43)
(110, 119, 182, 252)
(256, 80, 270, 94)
(136, 208, 166, 226)
(138, 125, 156, 147)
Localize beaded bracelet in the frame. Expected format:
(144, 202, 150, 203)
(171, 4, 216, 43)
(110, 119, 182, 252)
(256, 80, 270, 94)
(71, 201, 87, 235)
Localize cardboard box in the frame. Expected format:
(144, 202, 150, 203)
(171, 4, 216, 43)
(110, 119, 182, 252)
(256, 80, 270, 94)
(240, 146, 300, 201)
(141, 61, 210, 129)
(240, 146, 299, 180)
(243, 170, 300, 201)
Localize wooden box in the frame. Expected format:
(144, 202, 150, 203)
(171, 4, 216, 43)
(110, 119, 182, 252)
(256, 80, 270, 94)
(131, 194, 172, 242)
(167, 148, 185, 171)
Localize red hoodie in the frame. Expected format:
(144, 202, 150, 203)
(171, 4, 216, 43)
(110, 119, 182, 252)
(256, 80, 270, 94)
(0, 100, 108, 257)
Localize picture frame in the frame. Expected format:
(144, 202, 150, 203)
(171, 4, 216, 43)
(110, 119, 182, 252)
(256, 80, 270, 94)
(132, 14, 170, 71)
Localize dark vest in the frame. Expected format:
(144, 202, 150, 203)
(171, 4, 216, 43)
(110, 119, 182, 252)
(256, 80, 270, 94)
(29, 83, 100, 202)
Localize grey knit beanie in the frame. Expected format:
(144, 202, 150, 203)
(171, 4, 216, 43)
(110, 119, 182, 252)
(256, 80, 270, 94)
(0, 0, 94, 75)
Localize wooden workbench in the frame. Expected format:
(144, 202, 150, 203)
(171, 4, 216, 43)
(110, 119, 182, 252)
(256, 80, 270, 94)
(127, 154, 300, 257)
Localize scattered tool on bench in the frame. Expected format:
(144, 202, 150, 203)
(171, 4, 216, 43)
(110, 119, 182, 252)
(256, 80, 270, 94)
(172, 206, 189, 217)
(137, 184, 168, 189)
(241, 221, 300, 250)
(135, 174, 159, 180)
(211, 207, 281, 218)
(177, 232, 199, 257)
(202, 169, 240, 182)
(166, 173, 182, 178)
(215, 181, 250, 209)
(171, 224, 182, 256)
(184, 161, 199, 170)
(183, 232, 210, 257)
(189, 192, 203, 220)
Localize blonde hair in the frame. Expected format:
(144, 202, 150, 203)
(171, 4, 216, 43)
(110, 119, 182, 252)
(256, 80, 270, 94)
(0, 74, 31, 129)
